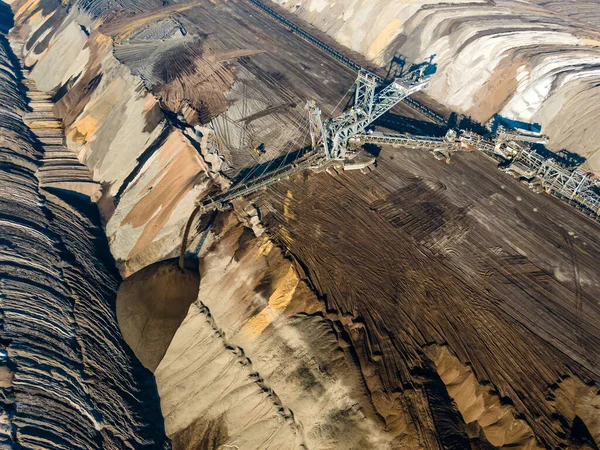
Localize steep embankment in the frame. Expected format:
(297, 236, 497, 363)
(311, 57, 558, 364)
(8, 0, 600, 449)
(7, 1, 406, 448)
(270, 0, 600, 171)
(0, 11, 167, 449)
(9, 0, 237, 277)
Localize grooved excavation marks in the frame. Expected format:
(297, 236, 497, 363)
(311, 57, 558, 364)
(371, 178, 472, 251)
(98, 2, 196, 42)
(260, 146, 600, 448)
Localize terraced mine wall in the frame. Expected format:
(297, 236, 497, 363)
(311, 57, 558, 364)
(269, 0, 600, 172)
(5, 0, 412, 447)
(0, 13, 167, 449)
(5, 0, 600, 449)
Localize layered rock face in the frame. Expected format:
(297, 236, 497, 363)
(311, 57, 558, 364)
(7, 0, 400, 447)
(6, 0, 600, 449)
(9, 0, 223, 277)
(0, 12, 166, 449)
(270, 0, 600, 171)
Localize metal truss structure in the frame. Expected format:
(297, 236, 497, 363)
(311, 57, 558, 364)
(496, 127, 549, 146)
(306, 100, 329, 157)
(356, 128, 600, 220)
(195, 68, 429, 216)
(194, 64, 600, 223)
(506, 147, 600, 217)
(351, 132, 446, 150)
(198, 153, 326, 214)
(307, 68, 430, 159)
(248, 0, 446, 126)
(180, 0, 600, 267)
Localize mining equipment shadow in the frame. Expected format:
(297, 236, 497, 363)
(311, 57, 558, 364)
(234, 145, 312, 184)
(375, 112, 448, 137)
(384, 54, 407, 81)
(362, 143, 382, 158)
(457, 115, 489, 135)
(529, 143, 588, 169)
(191, 209, 217, 256)
(384, 53, 438, 82)
(491, 115, 542, 134)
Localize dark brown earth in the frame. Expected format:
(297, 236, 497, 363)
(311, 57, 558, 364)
(175, 0, 359, 115)
(257, 146, 600, 449)
(150, 1, 600, 445)
(8, 0, 600, 446)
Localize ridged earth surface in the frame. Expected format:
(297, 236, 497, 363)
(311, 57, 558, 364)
(0, 11, 167, 449)
(7, 0, 404, 447)
(4, 0, 600, 449)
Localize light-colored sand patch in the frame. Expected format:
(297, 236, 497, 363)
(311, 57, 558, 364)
(24, 119, 62, 129)
(367, 18, 402, 61)
(258, 236, 274, 256)
(121, 130, 203, 259)
(27, 9, 42, 23)
(14, 0, 39, 22)
(155, 302, 303, 448)
(28, 21, 89, 91)
(242, 265, 299, 337)
(428, 345, 542, 449)
(283, 190, 294, 221)
(579, 38, 600, 47)
(68, 115, 99, 144)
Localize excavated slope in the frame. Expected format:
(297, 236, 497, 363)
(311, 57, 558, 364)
(6, 0, 600, 448)
(259, 147, 600, 450)
(7, 0, 409, 447)
(270, 0, 600, 172)
(0, 17, 167, 449)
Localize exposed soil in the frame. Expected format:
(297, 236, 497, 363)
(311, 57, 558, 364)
(258, 146, 600, 448)
(116, 258, 200, 372)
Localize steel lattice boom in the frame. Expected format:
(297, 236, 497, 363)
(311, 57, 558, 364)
(198, 153, 327, 214)
(195, 68, 429, 215)
(354, 127, 600, 220)
(502, 147, 600, 217)
(307, 68, 430, 159)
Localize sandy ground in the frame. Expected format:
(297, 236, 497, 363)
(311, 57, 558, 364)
(7, 0, 600, 448)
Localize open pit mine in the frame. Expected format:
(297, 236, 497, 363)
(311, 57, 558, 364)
(1, 0, 599, 448)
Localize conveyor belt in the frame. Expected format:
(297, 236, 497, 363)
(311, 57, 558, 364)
(199, 152, 328, 213)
